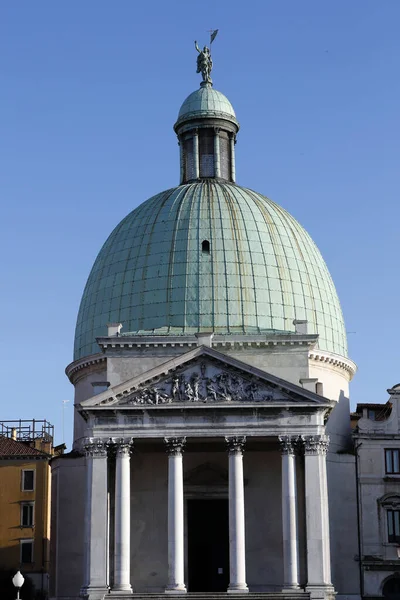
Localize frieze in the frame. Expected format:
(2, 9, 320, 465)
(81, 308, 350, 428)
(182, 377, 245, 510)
(121, 361, 276, 406)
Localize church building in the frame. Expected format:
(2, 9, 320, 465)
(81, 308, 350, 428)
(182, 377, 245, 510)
(50, 41, 362, 600)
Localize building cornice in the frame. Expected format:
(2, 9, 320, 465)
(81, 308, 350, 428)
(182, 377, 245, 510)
(308, 349, 357, 380)
(65, 354, 106, 384)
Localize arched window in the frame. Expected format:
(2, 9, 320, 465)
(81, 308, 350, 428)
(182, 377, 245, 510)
(383, 576, 400, 600)
(202, 240, 210, 254)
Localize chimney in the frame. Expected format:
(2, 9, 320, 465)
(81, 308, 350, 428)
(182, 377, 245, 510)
(11, 428, 17, 441)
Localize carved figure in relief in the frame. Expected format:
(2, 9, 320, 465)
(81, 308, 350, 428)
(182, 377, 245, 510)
(184, 381, 194, 402)
(200, 362, 207, 378)
(171, 376, 180, 401)
(216, 372, 229, 396)
(246, 381, 259, 401)
(206, 379, 218, 401)
(191, 373, 200, 402)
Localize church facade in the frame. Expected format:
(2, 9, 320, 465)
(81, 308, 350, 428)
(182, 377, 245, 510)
(50, 45, 365, 600)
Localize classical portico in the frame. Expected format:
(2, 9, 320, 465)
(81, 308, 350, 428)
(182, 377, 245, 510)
(77, 345, 335, 600)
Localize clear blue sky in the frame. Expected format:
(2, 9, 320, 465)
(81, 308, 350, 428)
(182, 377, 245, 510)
(1, 1, 399, 449)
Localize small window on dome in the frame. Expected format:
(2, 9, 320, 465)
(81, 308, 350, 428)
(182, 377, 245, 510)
(202, 240, 210, 254)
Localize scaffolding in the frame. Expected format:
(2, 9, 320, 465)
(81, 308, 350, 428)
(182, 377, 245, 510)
(0, 419, 54, 443)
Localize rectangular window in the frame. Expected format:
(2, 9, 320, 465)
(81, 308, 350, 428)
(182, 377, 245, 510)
(21, 503, 34, 527)
(20, 539, 33, 563)
(385, 449, 400, 474)
(22, 470, 35, 491)
(388, 510, 400, 543)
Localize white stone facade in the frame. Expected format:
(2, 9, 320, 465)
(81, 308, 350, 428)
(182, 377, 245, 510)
(50, 330, 362, 600)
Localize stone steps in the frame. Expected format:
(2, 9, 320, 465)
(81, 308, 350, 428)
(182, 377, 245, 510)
(125, 594, 310, 600)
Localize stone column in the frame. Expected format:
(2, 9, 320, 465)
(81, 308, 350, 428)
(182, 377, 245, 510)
(81, 438, 109, 600)
(193, 130, 200, 179)
(303, 435, 333, 598)
(225, 436, 248, 594)
(178, 140, 184, 184)
(113, 438, 133, 594)
(214, 128, 221, 178)
(230, 134, 236, 182)
(278, 436, 300, 590)
(164, 437, 187, 594)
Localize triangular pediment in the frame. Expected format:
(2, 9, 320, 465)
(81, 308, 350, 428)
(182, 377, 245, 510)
(81, 346, 331, 410)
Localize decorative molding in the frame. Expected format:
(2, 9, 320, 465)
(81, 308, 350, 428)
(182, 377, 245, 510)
(66, 354, 106, 383)
(164, 437, 186, 455)
(225, 436, 246, 455)
(302, 434, 330, 456)
(83, 437, 108, 458)
(309, 350, 357, 380)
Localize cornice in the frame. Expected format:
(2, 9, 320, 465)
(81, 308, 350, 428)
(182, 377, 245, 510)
(65, 354, 106, 384)
(96, 332, 318, 353)
(308, 349, 357, 380)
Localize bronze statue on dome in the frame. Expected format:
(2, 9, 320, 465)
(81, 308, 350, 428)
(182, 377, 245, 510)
(195, 29, 218, 86)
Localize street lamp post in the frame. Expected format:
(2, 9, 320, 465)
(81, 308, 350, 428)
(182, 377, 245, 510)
(12, 571, 24, 600)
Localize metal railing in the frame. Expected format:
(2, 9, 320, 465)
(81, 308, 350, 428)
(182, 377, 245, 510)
(0, 419, 54, 442)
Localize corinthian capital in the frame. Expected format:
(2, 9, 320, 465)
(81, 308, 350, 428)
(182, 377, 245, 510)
(111, 437, 133, 457)
(278, 435, 295, 455)
(83, 438, 108, 458)
(164, 437, 186, 455)
(225, 436, 246, 455)
(302, 434, 329, 456)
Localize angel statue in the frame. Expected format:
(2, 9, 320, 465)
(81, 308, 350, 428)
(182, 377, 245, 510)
(195, 41, 213, 84)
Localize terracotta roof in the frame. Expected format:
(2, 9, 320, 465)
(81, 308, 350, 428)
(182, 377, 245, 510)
(0, 436, 48, 457)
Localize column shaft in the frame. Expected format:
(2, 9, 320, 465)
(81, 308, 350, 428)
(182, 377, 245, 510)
(214, 130, 221, 178)
(114, 439, 133, 593)
(226, 436, 248, 594)
(165, 437, 187, 593)
(279, 436, 300, 590)
(82, 439, 108, 599)
(193, 131, 200, 179)
(230, 135, 236, 182)
(303, 435, 333, 595)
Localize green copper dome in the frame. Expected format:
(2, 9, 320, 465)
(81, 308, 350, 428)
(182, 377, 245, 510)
(74, 181, 347, 360)
(176, 85, 238, 128)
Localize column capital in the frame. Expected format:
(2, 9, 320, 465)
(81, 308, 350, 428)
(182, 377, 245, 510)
(225, 435, 246, 455)
(278, 435, 297, 455)
(164, 437, 186, 455)
(83, 437, 108, 458)
(302, 434, 329, 456)
(111, 437, 134, 457)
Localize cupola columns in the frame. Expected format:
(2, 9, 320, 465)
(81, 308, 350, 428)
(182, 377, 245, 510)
(176, 126, 237, 184)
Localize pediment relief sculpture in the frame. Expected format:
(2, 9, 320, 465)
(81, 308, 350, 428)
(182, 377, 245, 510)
(119, 360, 286, 406)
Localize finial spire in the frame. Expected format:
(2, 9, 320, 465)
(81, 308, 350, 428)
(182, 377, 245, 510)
(194, 30, 218, 87)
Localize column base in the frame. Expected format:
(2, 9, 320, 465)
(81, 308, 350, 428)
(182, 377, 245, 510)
(227, 584, 249, 594)
(282, 586, 303, 593)
(80, 585, 109, 600)
(110, 584, 133, 595)
(165, 584, 187, 594)
(306, 584, 336, 600)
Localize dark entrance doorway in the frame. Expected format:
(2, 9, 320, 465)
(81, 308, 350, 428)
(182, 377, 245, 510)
(187, 498, 229, 592)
